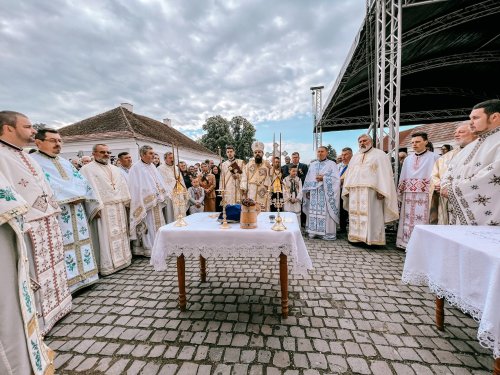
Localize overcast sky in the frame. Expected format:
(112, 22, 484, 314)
(1, 0, 367, 161)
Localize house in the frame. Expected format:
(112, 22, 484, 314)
(58, 103, 217, 165)
(383, 121, 462, 155)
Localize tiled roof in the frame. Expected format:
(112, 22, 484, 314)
(59, 106, 216, 155)
(383, 121, 461, 151)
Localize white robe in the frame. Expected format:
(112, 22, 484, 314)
(157, 164, 187, 224)
(128, 161, 168, 256)
(396, 150, 440, 248)
(443, 127, 500, 225)
(221, 158, 245, 204)
(80, 161, 132, 275)
(31, 151, 101, 292)
(303, 159, 341, 240)
(0, 173, 55, 375)
(342, 147, 399, 245)
(0, 140, 72, 335)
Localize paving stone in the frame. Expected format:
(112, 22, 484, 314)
(106, 359, 130, 375)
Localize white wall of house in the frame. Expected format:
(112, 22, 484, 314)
(60, 138, 216, 165)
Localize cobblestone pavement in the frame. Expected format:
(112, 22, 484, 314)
(46, 234, 492, 374)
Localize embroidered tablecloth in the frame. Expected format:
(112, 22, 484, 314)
(402, 225, 500, 358)
(151, 212, 313, 276)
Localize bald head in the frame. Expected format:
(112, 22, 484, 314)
(455, 122, 477, 148)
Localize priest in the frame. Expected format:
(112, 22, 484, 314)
(128, 145, 168, 256)
(441, 99, 500, 225)
(240, 141, 272, 211)
(157, 151, 187, 223)
(0, 172, 55, 375)
(0, 111, 71, 335)
(342, 134, 398, 245)
(303, 146, 341, 240)
(80, 143, 132, 275)
(221, 145, 245, 204)
(31, 128, 101, 292)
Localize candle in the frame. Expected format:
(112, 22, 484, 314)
(171, 143, 177, 179)
(218, 146, 224, 190)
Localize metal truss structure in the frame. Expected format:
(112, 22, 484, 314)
(311, 86, 324, 151)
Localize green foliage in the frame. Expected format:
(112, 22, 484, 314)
(324, 144, 337, 161)
(199, 115, 256, 161)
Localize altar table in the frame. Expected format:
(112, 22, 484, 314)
(151, 212, 313, 318)
(402, 225, 500, 374)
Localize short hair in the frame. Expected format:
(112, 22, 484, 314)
(0, 111, 28, 135)
(117, 152, 129, 159)
(226, 145, 234, 150)
(441, 144, 453, 152)
(139, 145, 153, 156)
(274, 156, 280, 160)
(426, 141, 434, 152)
(358, 134, 373, 142)
(288, 165, 298, 170)
(164, 151, 173, 159)
(341, 147, 353, 153)
(473, 99, 500, 116)
(291, 152, 300, 157)
(35, 128, 59, 141)
(92, 143, 108, 152)
(317, 146, 328, 152)
(411, 131, 428, 141)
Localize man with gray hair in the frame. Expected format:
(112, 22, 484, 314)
(342, 135, 398, 245)
(80, 144, 132, 275)
(128, 145, 169, 256)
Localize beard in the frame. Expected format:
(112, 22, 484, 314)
(255, 155, 263, 164)
(95, 157, 109, 165)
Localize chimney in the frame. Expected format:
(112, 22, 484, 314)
(120, 103, 133, 112)
(163, 118, 172, 127)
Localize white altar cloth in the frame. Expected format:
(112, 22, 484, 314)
(151, 212, 313, 276)
(402, 225, 500, 358)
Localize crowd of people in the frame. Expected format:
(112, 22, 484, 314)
(0, 99, 498, 373)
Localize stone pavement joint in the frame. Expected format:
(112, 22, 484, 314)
(46, 235, 492, 374)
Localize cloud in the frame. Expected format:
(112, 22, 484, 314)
(0, 0, 366, 132)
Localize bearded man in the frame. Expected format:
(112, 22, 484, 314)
(221, 145, 245, 204)
(240, 141, 272, 210)
(342, 135, 398, 245)
(441, 99, 500, 225)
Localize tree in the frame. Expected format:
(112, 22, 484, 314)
(199, 115, 234, 157)
(324, 144, 337, 161)
(199, 115, 256, 161)
(230, 116, 255, 161)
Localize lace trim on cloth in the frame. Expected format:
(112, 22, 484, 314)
(402, 271, 499, 358)
(151, 243, 311, 276)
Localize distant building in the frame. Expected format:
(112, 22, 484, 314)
(58, 103, 217, 164)
(383, 121, 461, 155)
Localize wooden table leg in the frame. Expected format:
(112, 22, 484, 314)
(177, 255, 186, 311)
(494, 358, 500, 375)
(279, 253, 289, 319)
(435, 296, 444, 331)
(199, 256, 207, 282)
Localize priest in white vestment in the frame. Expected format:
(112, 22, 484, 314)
(240, 141, 272, 210)
(221, 145, 245, 204)
(80, 144, 132, 275)
(396, 132, 440, 248)
(31, 128, 101, 292)
(283, 165, 303, 224)
(342, 135, 398, 245)
(441, 100, 500, 226)
(0, 111, 71, 335)
(128, 145, 169, 256)
(157, 151, 187, 224)
(303, 146, 341, 240)
(429, 123, 477, 225)
(0, 171, 55, 375)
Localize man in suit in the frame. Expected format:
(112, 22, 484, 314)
(288, 152, 308, 227)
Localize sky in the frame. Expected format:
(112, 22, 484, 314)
(1, 0, 370, 162)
